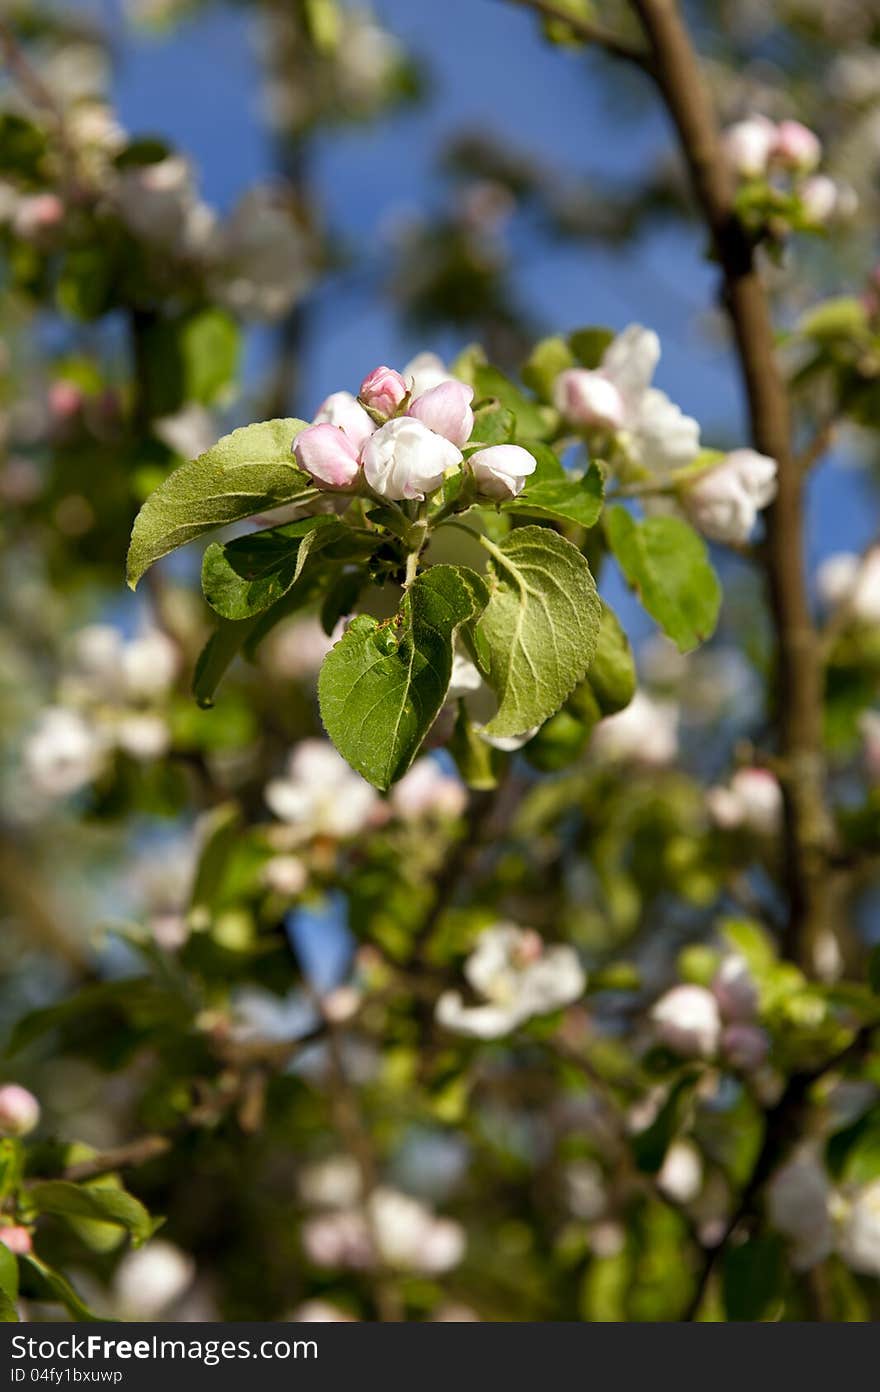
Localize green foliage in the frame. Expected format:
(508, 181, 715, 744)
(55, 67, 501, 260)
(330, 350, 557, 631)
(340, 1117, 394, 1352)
(506, 460, 605, 529)
(319, 565, 488, 788)
(201, 516, 353, 620)
(723, 1235, 786, 1321)
(605, 507, 721, 652)
(126, 420, 312, 588)
(139, 309, 240, 417)
(474, 527, 601, 737)
(0, 1244, 18, 1322)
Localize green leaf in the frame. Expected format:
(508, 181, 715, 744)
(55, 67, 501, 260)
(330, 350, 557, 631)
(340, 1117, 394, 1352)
(21, 1256, 102, 1322)
(28, 1181, 158, 1246)
(469, 364, 553, 440)
(201, 516, 349, 620)
(192, 618, 257, 707)
(469, 401, 515, 446)
(190, 803, 241, 915)
(126, 418, 311, 589)
(723, 1235, 785, 1321)
(632, 1072, 698, 1173)
(605, 507, 721, 653)
(827, 1105, 880, 1187)
(583, 601, 636, 715)
(568, 326, 614, 369)
(319, 566, 487, 790)
(521, 336, 574, 401)
(475, 527, 601, 738)
(140, 308, 240, 417)
(0, 1242, 18, 1311)
(448, 702, 502, 790)
(797, 297, 868, 345)
(507, 460, 604, 529)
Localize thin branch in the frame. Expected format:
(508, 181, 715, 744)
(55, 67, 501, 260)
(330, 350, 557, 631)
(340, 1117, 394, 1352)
(506, 0, 653, 69)
(60, 1136, 172, 1184)
(628, 0, 835, 973)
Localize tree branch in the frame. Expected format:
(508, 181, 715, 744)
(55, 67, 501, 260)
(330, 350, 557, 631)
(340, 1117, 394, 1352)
(628, 0, 834, 973)
(507, 0, 653, 69)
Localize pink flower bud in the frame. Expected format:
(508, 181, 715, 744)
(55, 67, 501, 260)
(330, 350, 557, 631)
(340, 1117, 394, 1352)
(407, 380, 474, 447)
(313, 391, 375, 452)
(0, 1084, 40, 1137)
(773, 120, 822, 172)
(553, 369, 625, 430)
(722, 116, 776, 178)
(798, 175, 839, 225)
(651, 985, 721, 1059)
(712, 956, 758, 1022)
(13, 192, 64, 239)
(722, 1023, 769, 1072)
(49, 380, 84, 421)
(469, 444, 536, 499)
(0, 1225, 32, 1256)
(359, 365, 407, 418)
(293, 422, 361, 490)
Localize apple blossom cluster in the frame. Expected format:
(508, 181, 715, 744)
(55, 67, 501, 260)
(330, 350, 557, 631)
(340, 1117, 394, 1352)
(722, 115, 858, 227)
(436, 923, 586, 1038)
(22, 625, 179, 801)
(299, 1157, 464, 1275)
(552, 325, 778, 544)
(264, 740, 467, 840)
(650, 956, 769, 1073)
(293, 357, 536, 501)
(706, 767, 783, 837)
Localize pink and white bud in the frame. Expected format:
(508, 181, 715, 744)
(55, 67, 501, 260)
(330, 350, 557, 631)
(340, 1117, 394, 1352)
(313, 391, 376, 451)
(712, 955, 758, 1023)
(407, 380, 474, 448)
(722, 116, 776, 178)
(293, 422, 361, 490)
(469, 444, 536, 500)
(49, 380, 84, 421)
(0, 1084, 40, 1137)
(390, 758, 467, 821)
(707, 767, 783, 836)
(773, 120, 822, 172)
(359, 365, 407, 418)
(13, 192, 64, 240)
(553, 369, 626, 430)
(651, 984, 722, 1059)
(799, 175, 839, 225)
(722, 1023, 769, 1072)
(0, 1226, 32, 1256)
(361, 417, 461, 500)
(682, 449, 777, 545)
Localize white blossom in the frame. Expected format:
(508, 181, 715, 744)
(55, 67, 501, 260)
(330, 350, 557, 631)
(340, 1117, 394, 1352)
(817, 548, 880, 626)
(590, 691, 679, 766)
(651, 985, 722, 1059)
(298, 1155, 362, 1210)
(555, 325, 701, 477)
(403, 351, 455, 399)
(390, 758, 467, 821)
(436, 923, 585, 1038)
(766, 1149, 834, 1271)
(836, 1180, 880, 1277)
(361, 417, 461, 500)
(681, 450, 777, 544)
(113, 1241, 195, 1320)
(265, 739, 378, 838)
(657, 1140, 703, 1204)
(23, 707, 106, 798)
(706, 767, 783, 836)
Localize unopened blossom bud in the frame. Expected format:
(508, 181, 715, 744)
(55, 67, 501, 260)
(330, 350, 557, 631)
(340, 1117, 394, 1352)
(712, 955, 758, 1022)
(361, 417, 461, 500)
(49, 380, 84, 421)
(553, 369, 626, 430)
(407, 380, 474, 448)
(657, 1140, 703, 1204)
(13, 192, 64, 239)
(651, 984, 722, 1059)
(293, 422, 361, 490)
(313, 391, 375, 451)
(799, 174, 839, 225)
(359, 365, 407, 418)
(722, 116, 776, 178)
(0, 1226, 32, 1256)
(0, 1084, 40, 1137)
(773, 120, 822, 172)
(469, 444, 536, 500)
(722, 1023, 769, 1072)
(682, 449, 776, 545)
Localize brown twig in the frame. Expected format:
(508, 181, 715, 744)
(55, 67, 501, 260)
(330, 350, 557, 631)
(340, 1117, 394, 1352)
(627, 0, 834, 973)
(507, 0, 653, 69)
(59, 1136, 172, 1184)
